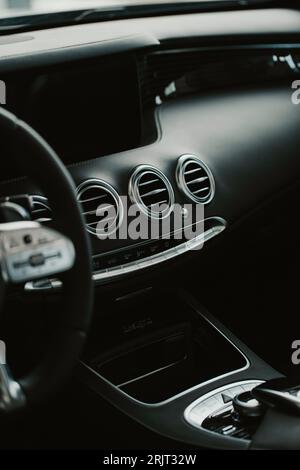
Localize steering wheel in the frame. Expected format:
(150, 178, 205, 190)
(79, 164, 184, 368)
(0, 107, 93, 412)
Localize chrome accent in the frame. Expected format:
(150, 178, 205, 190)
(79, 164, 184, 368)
(176, 155, 215, 204)
(118, 358, 184, 388)
(184, 380, 263, 432)
(129, 165, 175, 219)
(30, 195, 52, 222)
(0, 364, 26, 412)
(24, 216, 226, 291)
(76, 179, 123, 237)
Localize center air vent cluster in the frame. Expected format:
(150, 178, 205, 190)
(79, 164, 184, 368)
(176, 155, 215, 204)
(76, 179, 122, 236)
(129, 166, 174, 219)
(30, 157, 214, 239)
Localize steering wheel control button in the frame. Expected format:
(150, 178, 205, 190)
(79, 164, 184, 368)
(184, 380, 263, 439)
(23, 234, 32, 244)
(9, 238, 19, 249)
(29, 253, 45, 267)
(0, 221, 75, 282)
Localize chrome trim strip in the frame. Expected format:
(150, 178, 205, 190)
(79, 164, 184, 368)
(176, 155, 215, 204)
(24, 216, 226, 291)
(93, 217, 225, 282)
(117, 357, 186, 388)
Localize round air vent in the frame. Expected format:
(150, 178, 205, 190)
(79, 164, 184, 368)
(176, 155, 215, 204)
(129, 165, 174, 219)
(31, 195, 52, 222)
(76, 179, 123, 236)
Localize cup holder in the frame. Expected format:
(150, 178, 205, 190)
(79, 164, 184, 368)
(89, 301, 248, 403)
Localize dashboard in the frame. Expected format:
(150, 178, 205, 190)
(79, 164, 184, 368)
(0, 7, 300, 289)
(1, 5, 300, 452)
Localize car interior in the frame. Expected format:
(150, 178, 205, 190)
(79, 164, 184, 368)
(0, 0, 300, 452)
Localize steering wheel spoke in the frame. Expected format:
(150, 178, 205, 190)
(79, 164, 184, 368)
(0, 221, 75, 283)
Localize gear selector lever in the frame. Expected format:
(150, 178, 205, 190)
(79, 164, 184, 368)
(250, 378, 300, 449)
(232, 391, 265, 420)
(251, 378, 300, 416)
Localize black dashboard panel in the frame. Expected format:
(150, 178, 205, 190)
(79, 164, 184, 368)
(1, 85, 299, 256)
(0, 8, 299, 69)
(155, 86, 300, 222)
(0, 7, 299, 276)
(1, 4, 300, 452)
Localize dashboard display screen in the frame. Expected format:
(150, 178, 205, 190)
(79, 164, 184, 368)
(5, 55, 141, 166)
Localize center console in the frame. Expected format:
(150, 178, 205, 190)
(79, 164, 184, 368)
(86, 295, 247, 404)
(78, 288, 282, 450)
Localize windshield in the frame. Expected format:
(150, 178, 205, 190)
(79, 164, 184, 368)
(0, 0, 278, 32)
(0, 0, 275, 15)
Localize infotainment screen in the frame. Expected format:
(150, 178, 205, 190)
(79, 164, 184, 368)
(4, 54, 142, 166)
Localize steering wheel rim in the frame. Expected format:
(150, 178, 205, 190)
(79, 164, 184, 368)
(0, 106, 94, 410)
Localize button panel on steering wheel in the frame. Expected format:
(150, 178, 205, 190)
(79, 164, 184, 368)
(0, 221, 75, 283)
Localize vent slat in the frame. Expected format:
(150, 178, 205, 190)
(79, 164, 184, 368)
(96, 204, 115, 213)
(32, 208, 48, 214)
(187, 176, 209, 185)
(149, 200, 168, 206)
(184, 168, 203, 175)
(193, 187, 210, 195)
(82, 209, 98, 216)
(82, 204, 115, 216)
(78, 194, 108, 203)
(141, 188, 167, 198)
(138, 178, 160, 187)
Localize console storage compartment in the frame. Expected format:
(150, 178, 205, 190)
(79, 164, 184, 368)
(86, 291, 247, 403)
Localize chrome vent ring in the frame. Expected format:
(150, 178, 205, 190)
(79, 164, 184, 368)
(176, 155, 215, 204)
(76, 179, 123, 237)
(129, 165, 174, 219)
